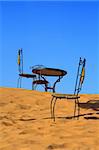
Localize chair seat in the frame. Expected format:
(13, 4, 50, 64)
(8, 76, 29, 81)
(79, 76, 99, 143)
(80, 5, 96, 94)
(52, 93, 80, 99)
(33, 80, 49, 85)
(19, 73, 36, 78)
(47, 86, 53, 89)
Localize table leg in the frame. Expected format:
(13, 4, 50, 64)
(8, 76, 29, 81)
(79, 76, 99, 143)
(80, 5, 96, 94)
(53, 76, 63, 93)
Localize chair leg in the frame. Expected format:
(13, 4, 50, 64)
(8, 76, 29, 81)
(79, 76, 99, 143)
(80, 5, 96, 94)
(17, 77, 20, 88)
(20, 77, 22, 88)
(32, 82, 34, 90)
(74, 98, 80, 120)
(52, 97, 57, 122)
(74, 99, 77, 118)
(75, 98, 80, 120)
(17, 76, 22, 88)
(50, 96, 55, 118)
(32, 81, 36, 90)
(33, 84, 37, 90)
(77, 101, 80, 120)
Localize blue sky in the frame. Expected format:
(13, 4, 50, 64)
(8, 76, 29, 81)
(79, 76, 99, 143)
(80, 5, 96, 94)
(0, 1, 99, 94)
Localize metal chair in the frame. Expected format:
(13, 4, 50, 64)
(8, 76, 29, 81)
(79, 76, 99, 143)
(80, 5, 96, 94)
(50, 57, 86, 121)
(17, 49, 36, 89)
(32, 65, 50, 91)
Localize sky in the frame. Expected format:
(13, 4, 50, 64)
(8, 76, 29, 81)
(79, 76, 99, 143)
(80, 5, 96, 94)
(0, 0, 99, 94)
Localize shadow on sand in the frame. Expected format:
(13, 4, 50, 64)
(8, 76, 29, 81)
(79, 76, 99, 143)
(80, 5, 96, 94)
(79, 100, 99, 111)
(44, 100, 99, 121)
(79, 99, 99, 120)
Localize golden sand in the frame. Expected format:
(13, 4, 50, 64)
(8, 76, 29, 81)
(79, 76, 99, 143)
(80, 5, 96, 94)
(0, 87, 99, 150)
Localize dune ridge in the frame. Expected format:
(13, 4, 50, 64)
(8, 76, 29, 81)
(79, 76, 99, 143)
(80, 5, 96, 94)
(0, 87, 99, 150)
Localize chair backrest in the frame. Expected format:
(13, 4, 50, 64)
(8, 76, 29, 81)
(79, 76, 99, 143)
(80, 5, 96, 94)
(74, 57, 86, 95)
(17, 48, 23, 74)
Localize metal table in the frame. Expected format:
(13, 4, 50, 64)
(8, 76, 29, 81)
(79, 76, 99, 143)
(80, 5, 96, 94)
(32, 67, 67, 92)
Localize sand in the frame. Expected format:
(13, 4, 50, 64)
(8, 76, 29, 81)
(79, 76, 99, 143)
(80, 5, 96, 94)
(0, 87, 99, 150)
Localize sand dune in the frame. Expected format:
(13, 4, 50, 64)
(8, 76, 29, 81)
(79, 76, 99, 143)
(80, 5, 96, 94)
(0, 87, 99, 150)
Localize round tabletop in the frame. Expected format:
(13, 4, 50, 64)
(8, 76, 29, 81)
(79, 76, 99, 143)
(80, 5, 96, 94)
(32, 67, 67, 76)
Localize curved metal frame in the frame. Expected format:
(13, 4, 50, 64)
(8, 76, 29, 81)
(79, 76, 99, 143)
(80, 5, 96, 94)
(50, 57, 86, 121)
(17, 49, 36, 89)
